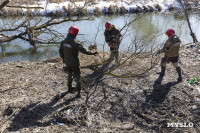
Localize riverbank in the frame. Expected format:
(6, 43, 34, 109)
(1, 0, 200, 17)
(0, 44, 200, 132)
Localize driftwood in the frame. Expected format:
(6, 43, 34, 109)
(6, 5, 44, 9)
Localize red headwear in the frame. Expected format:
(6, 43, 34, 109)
(68, 26, 79, 36)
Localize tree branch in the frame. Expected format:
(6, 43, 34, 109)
(0, 0, 11, 10)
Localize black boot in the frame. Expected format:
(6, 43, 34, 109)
(76, 82, 81, 98)
(176, 67, 182, 82)
(68, 83, 75, 93)
(76, 88, 81, 98)
(155, 66, 166, 84)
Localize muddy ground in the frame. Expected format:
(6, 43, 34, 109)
(0, 44, 200, 133)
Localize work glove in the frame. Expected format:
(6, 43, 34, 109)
(108, 44, 113, 48)
(155, 53, 158, 56)
(155, 51, 160, 56)
(93, 52, 98, 55)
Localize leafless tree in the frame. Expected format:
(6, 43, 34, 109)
(178, 0, 198, 43)
(0, 0, 93, 52)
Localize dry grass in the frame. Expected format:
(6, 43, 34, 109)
(49, 0, 64, 3)
(120, 6, 128, 14)
(0, 45, 200, 132)
(94, 7, 102, 15)
(107, 5, 115, 14)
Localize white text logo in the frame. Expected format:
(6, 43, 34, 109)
(167, 122, 193, 128)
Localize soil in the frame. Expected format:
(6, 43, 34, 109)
(0, 44, 200, 133)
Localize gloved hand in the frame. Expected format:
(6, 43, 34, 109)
(93, 52, 98, 55)
(155, 53, 158, 56)
(108, 44, 113, 48)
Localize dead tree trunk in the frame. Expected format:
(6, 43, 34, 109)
(178, 0, 198, 43)
(0, 0, 11, 10)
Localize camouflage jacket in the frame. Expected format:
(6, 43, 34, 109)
(159, 35, 181, 57)
(104, 25, 122, 47)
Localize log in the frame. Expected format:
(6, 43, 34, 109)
(6, 5, 44, 9)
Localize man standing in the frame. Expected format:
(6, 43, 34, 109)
(104, 22, 122, 65)
(59, 26, 97, 97)
(155, 29, 182, 84)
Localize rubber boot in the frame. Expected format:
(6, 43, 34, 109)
(68, 84, 74, 93)
(76, 83, 81, 98)
(176, 67, 182, 82)
(68, 81, 75, 93)
(155, 66, 166, 84)
(74, 76, 81, 97)
(67, 71, 74, 93)
(76, 88, 81, 98)
(109, 50, 115, 63)
(114, 51, 119, 65)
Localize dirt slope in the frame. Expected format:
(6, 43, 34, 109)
(0, 45, 200, 133)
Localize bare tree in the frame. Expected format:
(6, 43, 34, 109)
(178, 0, 198, 43)
(0, 0, 93, 52)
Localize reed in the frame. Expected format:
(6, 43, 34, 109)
(107, 5, 115, 14)
(76, 7, 88, 16)
(119, 6, 128, 14)
(148, 5, 154, 12)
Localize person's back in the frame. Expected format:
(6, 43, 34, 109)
(60, 34, 79, 67)
(59, 26, 97, 97)
(164, 35, 181, 57)
(60, 31, 97, 67)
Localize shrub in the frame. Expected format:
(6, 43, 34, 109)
(107, 5, 115, 14)
(119, 6, 128, 14)
(154, 4, 162, 11)
(94, 7, 102, 15)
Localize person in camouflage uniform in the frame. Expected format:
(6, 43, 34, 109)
(155, 29, 182, 84)
(59, 26, 97, 97)
(104, 22, 122, 65)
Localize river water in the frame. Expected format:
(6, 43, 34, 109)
(0, 11, 200, 62)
